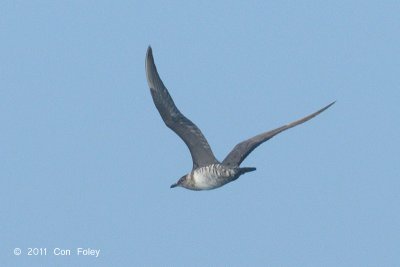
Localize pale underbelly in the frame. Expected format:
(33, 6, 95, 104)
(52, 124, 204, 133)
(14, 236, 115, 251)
(193, 172, 234, 190)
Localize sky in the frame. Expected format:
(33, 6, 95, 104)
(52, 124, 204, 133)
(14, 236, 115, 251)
(1, 1, 399, 266)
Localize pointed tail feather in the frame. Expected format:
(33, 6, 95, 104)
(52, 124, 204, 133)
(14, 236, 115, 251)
(239, 167, 256, 175)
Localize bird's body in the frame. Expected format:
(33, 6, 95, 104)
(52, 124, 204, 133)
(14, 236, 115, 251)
(145, 46, 334, 191)
(176, 164, 255, 190)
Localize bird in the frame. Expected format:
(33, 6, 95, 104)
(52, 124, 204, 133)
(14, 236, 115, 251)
(145, 46, 334, 191)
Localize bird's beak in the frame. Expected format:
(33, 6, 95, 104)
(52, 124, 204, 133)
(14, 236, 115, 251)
(170, 183, 178, 188)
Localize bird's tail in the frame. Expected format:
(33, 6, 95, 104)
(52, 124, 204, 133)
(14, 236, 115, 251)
(238, 167, 256, 175)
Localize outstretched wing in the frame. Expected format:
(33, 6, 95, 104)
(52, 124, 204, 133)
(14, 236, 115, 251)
(222, 102, 335, 167)
(145, 46, 219, 169)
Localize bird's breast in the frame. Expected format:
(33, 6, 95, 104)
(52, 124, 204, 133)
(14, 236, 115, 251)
(192, 164, 237, 190)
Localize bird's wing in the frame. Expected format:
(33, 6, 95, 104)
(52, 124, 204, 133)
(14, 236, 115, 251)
(222, 101, 335, 167)
(145, 46, 219, 169)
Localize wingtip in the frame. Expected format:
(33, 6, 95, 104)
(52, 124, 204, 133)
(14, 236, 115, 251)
(320, 101, 336, 113)
(326, 100, 336, 109)
(145, 46, 155, 75)
(146, 46, 153, 59)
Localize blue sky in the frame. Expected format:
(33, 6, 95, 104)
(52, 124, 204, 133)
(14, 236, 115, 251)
(1, 1, 399, 266)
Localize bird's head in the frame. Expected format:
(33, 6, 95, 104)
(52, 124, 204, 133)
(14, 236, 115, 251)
(170, 174, 188, 189)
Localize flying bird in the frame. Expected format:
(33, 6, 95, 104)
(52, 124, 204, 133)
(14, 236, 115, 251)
(145, 46, 334, 191)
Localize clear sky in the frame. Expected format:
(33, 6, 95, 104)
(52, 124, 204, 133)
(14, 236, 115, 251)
(1, 1, 399, 266)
